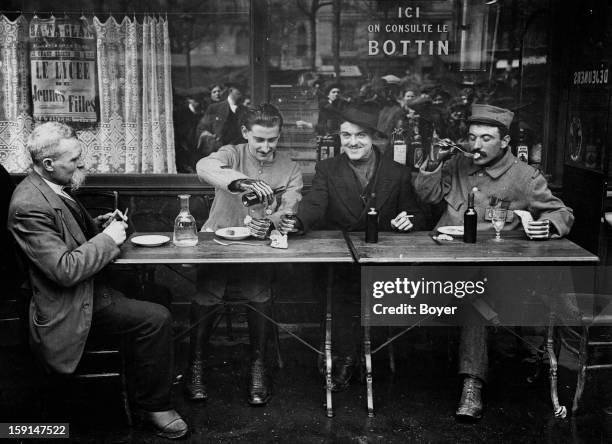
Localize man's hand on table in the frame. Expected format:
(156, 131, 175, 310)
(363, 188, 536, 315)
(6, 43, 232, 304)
(525, 219, 550, 240)
(247, 217, 272, 239)
(390, 211, 414, 231)
(103, 220, 128, 246)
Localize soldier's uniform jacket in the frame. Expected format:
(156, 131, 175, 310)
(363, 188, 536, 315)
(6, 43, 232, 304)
(414, 149, 574, 236)
(196, 143, 303, 232)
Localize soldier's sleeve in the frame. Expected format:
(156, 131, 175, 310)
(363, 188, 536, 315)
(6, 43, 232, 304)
(528, 170, 574, 237)
(196, 145, 248, 191)
(414, 157, 454, 204)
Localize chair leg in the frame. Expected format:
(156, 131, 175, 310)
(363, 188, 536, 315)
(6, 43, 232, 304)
(527, 339, 546, 384)
(224, 306, 234, 341)
(572, 326, 589, 414)
(120, 337, 133, 427)
(271, 302, 283, 369)
(546, 314, 567, 418)
(387, 327, 396, 374)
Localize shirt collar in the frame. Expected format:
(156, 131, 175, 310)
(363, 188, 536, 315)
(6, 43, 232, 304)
(467, 149, 516, 179)
(245, 144, 276, 165)
(41, 176, 75, 201)
(227, 97, 237, 113)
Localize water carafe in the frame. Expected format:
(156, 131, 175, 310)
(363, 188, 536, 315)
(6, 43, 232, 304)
(173, 194, 198, 247)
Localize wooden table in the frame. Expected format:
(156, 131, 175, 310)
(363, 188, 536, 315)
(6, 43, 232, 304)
(346, 231, 599, 264)
(346, 230, 599, 417)
(116, 231, 353, 418)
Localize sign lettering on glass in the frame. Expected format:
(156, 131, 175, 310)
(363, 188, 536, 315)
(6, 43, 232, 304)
(29, 17, 98, 123)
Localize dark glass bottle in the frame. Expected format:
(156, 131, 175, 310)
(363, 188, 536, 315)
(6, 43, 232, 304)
(463, 188, 477, 243)
(366, 207, 378, 243)
(242, 192, 262, 207)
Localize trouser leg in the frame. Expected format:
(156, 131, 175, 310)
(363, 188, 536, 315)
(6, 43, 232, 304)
(92, 293, 173, 412)
(247, 299, 273, 405)
(458, 325, 488, 383)
(185, 301, 217, 401)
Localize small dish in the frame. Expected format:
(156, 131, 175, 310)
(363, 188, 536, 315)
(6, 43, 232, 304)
(437, 226, 464, 236)
(131, 235, 170, 247)
(215, 227, 251, 240)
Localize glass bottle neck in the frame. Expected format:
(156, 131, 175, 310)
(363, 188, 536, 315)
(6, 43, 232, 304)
(178, 194, 191, 213)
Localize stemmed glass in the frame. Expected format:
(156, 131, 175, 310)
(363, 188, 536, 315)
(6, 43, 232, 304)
(491, 208, 507, 242)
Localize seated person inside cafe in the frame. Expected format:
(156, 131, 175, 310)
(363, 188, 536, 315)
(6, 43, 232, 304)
(8, 122, 188, 439)
(414, 104, 574, 421)
(287, 104, 427, 391)
(193, 104, 302, 405)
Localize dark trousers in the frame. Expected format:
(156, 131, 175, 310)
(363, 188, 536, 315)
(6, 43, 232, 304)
(459, 325, 488, 382)
(326, 264, 361, 358)
(91, 293, 174, 412)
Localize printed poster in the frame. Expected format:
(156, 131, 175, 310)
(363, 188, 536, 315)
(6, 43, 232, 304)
(29, 16, 98, 122)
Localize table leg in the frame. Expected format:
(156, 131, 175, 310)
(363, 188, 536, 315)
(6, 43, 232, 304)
(363, 266, 374, 417)
(546, 313, 567, 418)
(364, 324, 374, 417)
(325, 264, 334, 418)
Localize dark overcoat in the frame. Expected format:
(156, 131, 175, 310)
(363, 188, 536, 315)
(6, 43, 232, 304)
(297, 148, 427, 232)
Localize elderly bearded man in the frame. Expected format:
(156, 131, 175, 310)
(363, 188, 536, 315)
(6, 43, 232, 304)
(192, 104, 302, 405)
(8, 122, 188, 439)
(286, 104, 427, 391)
(414, 104, 574, 421)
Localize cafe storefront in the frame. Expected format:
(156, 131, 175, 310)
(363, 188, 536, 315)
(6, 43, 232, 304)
(1, 0, 612, 441)
(0, 0, 608, 234)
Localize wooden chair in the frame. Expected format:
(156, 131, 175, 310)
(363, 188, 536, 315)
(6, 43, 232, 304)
(545, 166, 609, 418)
(547, 292, 612, 418)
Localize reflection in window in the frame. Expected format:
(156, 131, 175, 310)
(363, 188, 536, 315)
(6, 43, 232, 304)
(340, 23, 355, 52)
(296, 24, 307, 57)
(236, 29, 249, 55)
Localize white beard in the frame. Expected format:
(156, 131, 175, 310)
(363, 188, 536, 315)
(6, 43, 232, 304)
(70, 169, 87, 191)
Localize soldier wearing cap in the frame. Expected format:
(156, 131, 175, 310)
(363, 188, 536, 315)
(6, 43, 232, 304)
(414, 104, 574, 420)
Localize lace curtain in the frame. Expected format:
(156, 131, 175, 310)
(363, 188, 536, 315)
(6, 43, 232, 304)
(0, 15, 33, 173)
(0, 14, 176, 174)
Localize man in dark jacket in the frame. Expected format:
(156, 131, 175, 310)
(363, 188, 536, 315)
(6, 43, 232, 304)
(196, 83, 246, 156)
(291, 104, 426, 390)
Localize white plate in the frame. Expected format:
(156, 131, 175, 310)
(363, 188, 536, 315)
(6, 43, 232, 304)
(437, 226, 464, 236)
(130, 235, 170, 247)
(215, 227, 251, 240)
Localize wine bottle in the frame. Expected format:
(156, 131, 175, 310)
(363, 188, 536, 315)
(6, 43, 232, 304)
(463, 188, 477, 243)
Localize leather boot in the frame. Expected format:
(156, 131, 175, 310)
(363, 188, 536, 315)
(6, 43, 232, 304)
(455, 376, 484, 420)
(185, 302, 216, 401)
(330, 356, 355, 392)
(247, 300, 273, 405)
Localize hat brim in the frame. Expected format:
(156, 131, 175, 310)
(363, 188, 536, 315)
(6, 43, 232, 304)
(467, 116, 509, 129)
(332, 108, 388, 138)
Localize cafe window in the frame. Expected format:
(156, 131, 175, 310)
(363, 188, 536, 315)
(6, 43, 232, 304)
(340, 22, 355, 52)
(0, 0, 558, 178)
(296, 24, 307, 57)
(0, 0, 250, 175)
(235, 29, 249, 55)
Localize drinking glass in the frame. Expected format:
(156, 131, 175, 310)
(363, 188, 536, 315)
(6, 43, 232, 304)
(491, 208, 507, 242)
